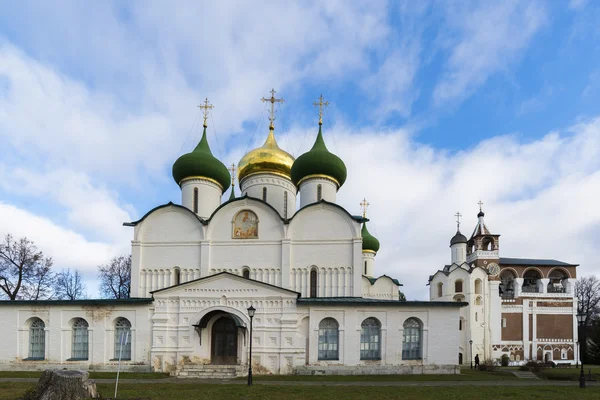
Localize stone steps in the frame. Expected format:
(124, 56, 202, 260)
(175, 364, 246, 379)
(511, 371, 540, 379)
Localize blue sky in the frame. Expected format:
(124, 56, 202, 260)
(1, 0, 599, 299)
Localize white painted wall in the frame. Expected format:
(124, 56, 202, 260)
(181, 178, 222, 219)
(240, 173, 297, 219)
(298, 177, 337, 208)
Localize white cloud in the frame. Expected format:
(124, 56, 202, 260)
(569, 0, 589, 11)
(0, 202, 126, 295)
(433, 1, 547, 105)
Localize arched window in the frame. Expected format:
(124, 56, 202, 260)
(455, 280, 463, 293)
(402, 318, 422, 360)
(174, 267, 181, 285)
(523, 270, 542, 293)
(310, 269, 318, 298)
(114, 318, 131, 360)
(437, 283, 443, 297)
(283, 192, 288, 219)
(193, 187, 199, 214)
(242, 267, 250, 279)
(318, 318, 339, 360)
(72, 318, 89, 360)
(475, 297, 482, 306)
(482, 237, 494, 251)
(317, 184, 322, 201)
(360, 318, 381, 360)
(474, 279, 482, 294)
(475, 312, 478, 322)
(364, 261, 367, 275)
(29, 318, 45, 359)
(459, 318, 463, 331)
(262, 187, 267, 202)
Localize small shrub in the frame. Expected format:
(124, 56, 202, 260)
(501, 354, 509, 367)
(519, 365, 529, 371)
(477, 359, 497, 372)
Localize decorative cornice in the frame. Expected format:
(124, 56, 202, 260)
(297, 174, 340, 188)
(179, 176, 224, 190)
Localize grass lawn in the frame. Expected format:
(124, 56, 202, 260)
(541, 365, 600, 381)
(2, 382, 600, 400)
(240, 368, 517, 381)
(0, 371, 170, 379)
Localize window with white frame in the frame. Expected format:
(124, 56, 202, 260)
(114, 318, 132, 360)
(402, 318, 422, 360)
(29, 318, 45, 359)
(318, 318, 339, 360)
(72, 318, 89, 359)
(360, 318, 381, 360)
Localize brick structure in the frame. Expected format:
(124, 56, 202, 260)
(429, 206, 579, 365)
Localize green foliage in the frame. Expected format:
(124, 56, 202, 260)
(476, 359, 497, 372)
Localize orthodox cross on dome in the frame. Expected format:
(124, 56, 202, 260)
(478, 200, 484, 212)
(455, 211, 462, 231)
(261, 88, 284, 129)
(360, 198, 370, 218)
(229, 163, 236, 186)
(198, 98, 214, 127)
(313, 94, 329, 125)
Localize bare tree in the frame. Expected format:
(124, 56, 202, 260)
(575, 275, 600, 326)
(0, 234, 55, 300)
(98, 255, 131, 299)
(55, 268, 87, 300)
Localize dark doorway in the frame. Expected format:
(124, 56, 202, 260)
(459, 352, 463, 365)
(211, 316, 238, 365)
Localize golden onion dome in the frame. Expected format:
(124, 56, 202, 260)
(238, 127, 295, 183)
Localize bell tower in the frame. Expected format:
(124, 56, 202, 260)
(466, 201, 500, 269)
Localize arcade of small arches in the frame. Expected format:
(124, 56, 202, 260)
(23, 316, 133, 361)
(499, 267, 572, 298)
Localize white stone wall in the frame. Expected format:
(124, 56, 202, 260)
(181, 178, 222, 219)
(298, 177, 337, 208)
(0, 302, 153, 371)
(240, 173, 297, 219)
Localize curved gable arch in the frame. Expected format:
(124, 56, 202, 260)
(206, 198, 284, 240)
(548, 267, 572, 279)
(522, 266, 544, 279)
(288, 202, 358, 241)
(136, 204, 204, 242)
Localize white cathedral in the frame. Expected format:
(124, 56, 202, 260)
(0, 93, 578, 376)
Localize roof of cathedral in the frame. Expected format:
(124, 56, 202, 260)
(290, 123, 347, 188)
(361, 222, 380, 253)
(450, 230, 468, 246)
(298, 298, 468, 307)
(150, 271, 301, 296)
(364, 275, 402, 286)
(237, 127, 295, 183)
(499, 257, 578, 267)
(0, 298, 153, 306)
(172, 125, 231, 191)
(124, 197, 367, 228)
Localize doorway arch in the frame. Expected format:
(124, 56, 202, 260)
(211, 316, 238, 365)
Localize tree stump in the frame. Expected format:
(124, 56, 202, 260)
(34, 370, 98, 400)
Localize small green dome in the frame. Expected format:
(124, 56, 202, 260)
(290, 124, 347, 188)
(361, 222, 380, 253)
(172, 126, 231, 192)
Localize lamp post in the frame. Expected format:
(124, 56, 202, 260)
(469, 340, 473, 369)
(247, 305, 256, 386)
(576, 311, 586, 389)
(576, 341, 579, 368)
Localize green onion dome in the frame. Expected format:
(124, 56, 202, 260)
(172, 126, 231, 192)
(361, 222, 380, 254)
(290, 124, 347, 188)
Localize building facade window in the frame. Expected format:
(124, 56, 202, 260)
(262, 187, 267, 202)
(437, 282, 443, 297)
(193, 187, 199, 213)
(242, 267, 250, 279)
(360, 318, 381, 360)
(474, 279, 482, 294)
(317, 184, 322, 201)
(310, 269, 318, 298)
(364, 261, 367, 275)
(72, 318, 89, 360)
(318, 318, 339, 360)
(283, 192, 288, 219)
(114, 317, 132, 360)
(502, 317, 507, 328)
(459, 318, 463, 331)
(174, 267, 181, 285)
(402, 318, 422, 360)
(475, 296, 482, 305)
(29, 318, 45, 359)
(455, 280, 463, 293)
